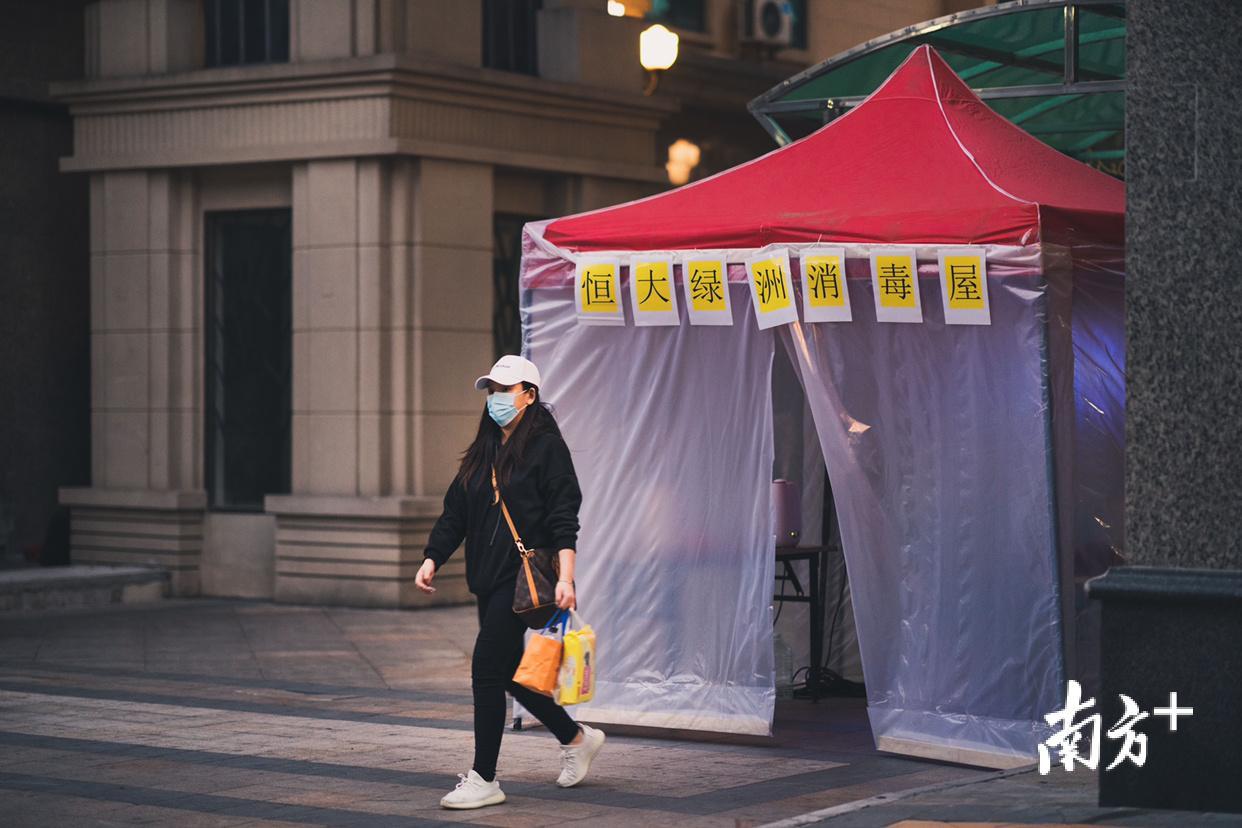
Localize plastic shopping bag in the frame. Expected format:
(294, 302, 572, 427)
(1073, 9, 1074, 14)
(556, 610, 596, 706)
(513, 611, 566, 697)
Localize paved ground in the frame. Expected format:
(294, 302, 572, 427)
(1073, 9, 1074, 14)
(0, 598, 992, 826)
(0, 598, 1238, 827)
(767, 764, 1242, 827)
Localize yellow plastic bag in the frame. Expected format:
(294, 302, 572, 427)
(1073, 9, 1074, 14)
(556, 610, 596, 706)
(514, 615, 565, 697)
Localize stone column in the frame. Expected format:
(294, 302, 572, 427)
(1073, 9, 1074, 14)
(269, 156, 493, 607)
(89, 0, 201, 78)
(60, 168, 205, 595)
(408, 158, 495, 497)
(289, 0, 481, 65)
(1088, 0, 1242, 814)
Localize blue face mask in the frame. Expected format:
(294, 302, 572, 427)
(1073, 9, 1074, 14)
(487, 391, 524, 427)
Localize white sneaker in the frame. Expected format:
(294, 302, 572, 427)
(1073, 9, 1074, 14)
(557, 724, 606, 788)
(439, 769, 506, 809)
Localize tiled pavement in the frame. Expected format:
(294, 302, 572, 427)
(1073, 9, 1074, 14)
(0, 599, 994, 827)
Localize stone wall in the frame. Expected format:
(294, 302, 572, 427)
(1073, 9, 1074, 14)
(1125, 0, 1242, 570)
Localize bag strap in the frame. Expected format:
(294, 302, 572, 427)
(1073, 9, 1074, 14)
(491, 466, 529, 559)
(541, 609, 568, 633)
(494, 466, 544, 609)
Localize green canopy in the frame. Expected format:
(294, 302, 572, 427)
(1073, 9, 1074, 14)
(749, 0, 1124, 174)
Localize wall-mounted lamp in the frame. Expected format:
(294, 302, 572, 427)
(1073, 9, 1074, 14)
(640, 24, 679, 95)
(666, 138, 701, 185)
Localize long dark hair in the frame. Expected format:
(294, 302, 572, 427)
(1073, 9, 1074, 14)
(455, 382, 562, 488)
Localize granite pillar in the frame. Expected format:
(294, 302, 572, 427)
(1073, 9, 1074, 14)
(59, 168, 205, 596)
(1088, 0, 1242, 814)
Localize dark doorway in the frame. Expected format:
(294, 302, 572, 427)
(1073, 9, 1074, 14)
(204, 209, 292, 511)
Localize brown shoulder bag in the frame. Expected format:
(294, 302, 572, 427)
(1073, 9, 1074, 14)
(492, 467, 562, 629)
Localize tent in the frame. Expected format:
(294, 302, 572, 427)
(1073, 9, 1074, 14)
(517, 45, 1124, 768)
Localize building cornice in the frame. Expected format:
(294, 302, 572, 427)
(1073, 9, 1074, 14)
(50, 53, 678, 121)
(50, 53, 679, 181)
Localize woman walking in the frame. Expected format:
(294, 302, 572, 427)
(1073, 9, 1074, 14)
(415, 355, 606, 810)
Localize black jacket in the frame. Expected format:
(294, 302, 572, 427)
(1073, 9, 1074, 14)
(423, 429, 582, 595)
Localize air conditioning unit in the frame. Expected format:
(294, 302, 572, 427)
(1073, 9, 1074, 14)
(750, 0, 794, 47)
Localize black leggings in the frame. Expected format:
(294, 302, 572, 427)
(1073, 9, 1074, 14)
(472, 577, 581, 781)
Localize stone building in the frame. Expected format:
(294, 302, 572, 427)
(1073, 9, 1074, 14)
(43, 0, 983, 607)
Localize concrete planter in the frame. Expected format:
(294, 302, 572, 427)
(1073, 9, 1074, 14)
(1087, 566, 1242, 815)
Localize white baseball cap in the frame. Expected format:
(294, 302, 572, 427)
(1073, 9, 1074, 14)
(474, 355, 542, 391)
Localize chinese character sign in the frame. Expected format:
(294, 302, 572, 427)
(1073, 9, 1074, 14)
(629, 255, 679, 327)
(869, 249, 923, 323)
(565, 246, 1001, 329)
(800, 248, 852, 323)
(1038, 681, 1193, 776)
(744, 250, 798, 330)
(680, 255, 733, 326)
(1039, 679, 1102, 774)
(575, 256, 624, 326)
(937, 248, 991, 325)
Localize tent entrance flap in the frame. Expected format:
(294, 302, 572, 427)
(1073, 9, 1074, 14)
(778, 252, 1067, 767)
(523, 282, 779, 737)
(771, 337, 865, 697)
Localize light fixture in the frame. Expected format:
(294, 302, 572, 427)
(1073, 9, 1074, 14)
(666, 138, 701, 185)
(607, 0, 626, 16)
(639, 23, 679, 95)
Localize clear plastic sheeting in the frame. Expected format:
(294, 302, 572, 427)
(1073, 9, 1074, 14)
(1067, 249, 1126, 579)
(522, 282, 778, 736)
(518, 227, 1126, 763)
(1060, 244, 1127, 698)
(771, 347, 864, 686)
(780, 251, 1067, 767)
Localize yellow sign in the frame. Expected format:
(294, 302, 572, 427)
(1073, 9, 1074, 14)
(744, 250, 799, 330)
(804, 255, 846, 308)
(633, 260, 673, 313)
(687, 260, 727, 312)
(800, 247, 852, 323)
(942, 255, 985, 310)
(874, 255, 917, 309)
(578, 262, 619, 314)
(937, 247, 990, 325)
(749, 257, 793, 314)
(869, 248, 922, 324)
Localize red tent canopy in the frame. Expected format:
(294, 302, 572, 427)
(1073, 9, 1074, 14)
(543, 46, 1124, 251)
